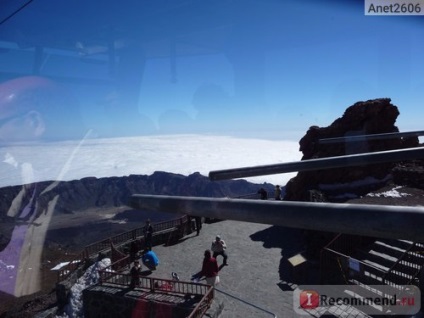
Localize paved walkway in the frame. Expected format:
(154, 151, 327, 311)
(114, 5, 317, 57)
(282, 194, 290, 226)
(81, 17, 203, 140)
(144, 219, 312, 317)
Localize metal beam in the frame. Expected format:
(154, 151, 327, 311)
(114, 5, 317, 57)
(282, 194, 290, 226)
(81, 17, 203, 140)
(208, 146, 424, 181)
(129, 194, 424, 242)
(318, 130, 424, 144)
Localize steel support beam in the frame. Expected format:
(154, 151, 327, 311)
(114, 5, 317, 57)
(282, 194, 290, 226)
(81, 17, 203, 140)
(318, 130, 424, 144)
(129, 194, 424, 242)
(209, 147, 424, 181)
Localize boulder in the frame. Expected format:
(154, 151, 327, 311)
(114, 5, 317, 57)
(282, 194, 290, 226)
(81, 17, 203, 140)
(284, 98, 419, 201)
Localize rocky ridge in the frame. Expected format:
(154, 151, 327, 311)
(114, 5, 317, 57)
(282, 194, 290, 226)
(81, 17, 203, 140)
(0, 171, 275, 251)
(0, 171, 273, 218)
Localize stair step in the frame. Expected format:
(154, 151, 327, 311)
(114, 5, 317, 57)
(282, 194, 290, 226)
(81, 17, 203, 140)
(362, 264, 386, 281)
(378, 239, 414, 251)
(368, 250, 398, 262)
(343, 282, 400, 316)
(319, 304, 371, 317)
(369, 240, 424, 266)
(360, 252, 395, 270)
(372, 241, 407, 259)
(350, 279, 404, 298)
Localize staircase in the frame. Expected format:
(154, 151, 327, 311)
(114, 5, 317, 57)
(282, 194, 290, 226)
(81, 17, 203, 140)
(354, 239, 424, 287)
(345, 239, 424, 316)
(320, 235, 424, 317)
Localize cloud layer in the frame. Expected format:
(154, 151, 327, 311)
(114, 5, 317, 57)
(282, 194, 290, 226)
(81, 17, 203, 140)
(1, 134, 301, 188)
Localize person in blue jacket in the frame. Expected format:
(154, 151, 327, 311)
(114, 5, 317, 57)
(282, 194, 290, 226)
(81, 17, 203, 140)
(141, 249, 159, 270)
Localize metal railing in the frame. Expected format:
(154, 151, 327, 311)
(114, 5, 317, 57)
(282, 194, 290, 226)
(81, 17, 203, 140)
(321, 247, 387, 285)
(380, 242, 424, 287)
(187, 287, 215, 318)
(129, 194, 424, 242)
(83, 215, 188, 260)
(382, 242, 417, 286)
(57, 214, 188, 283)
(98, 270, 214, 317)
(408, 243, 424, 285)
(322, 235, 424, 292)
(98, 255, 132, 284)
(56, 257, 85, 282)
(208, 146, 424, 180)
(99, 272, 210, 295)
(318, 130, 424, 144)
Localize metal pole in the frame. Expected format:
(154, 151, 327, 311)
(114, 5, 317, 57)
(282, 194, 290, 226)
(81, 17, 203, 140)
(129, 194, 424, 242)
(318, 130, 424, 144)
(208, 147, 424, 181)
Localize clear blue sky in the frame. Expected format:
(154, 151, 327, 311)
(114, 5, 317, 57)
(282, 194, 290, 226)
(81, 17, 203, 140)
(1, 0, 423, 141)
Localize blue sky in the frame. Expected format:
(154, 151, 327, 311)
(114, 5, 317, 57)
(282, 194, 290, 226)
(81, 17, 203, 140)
(1, 0, 423, 141)
(113, 1, 424, 140)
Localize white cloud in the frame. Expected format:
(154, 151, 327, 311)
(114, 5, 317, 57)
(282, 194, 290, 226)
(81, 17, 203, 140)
(0, 134, 301, 188)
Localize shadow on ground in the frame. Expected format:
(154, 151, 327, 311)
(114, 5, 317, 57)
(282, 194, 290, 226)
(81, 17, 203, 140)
(250, 225, 310, 283)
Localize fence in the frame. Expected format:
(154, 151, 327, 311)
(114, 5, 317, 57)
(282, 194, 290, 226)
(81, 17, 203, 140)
(321, 247, 387, 286)
(320, 234, 381, 285)
(97, 270, 214, 317)
(57, 215, 189, 283)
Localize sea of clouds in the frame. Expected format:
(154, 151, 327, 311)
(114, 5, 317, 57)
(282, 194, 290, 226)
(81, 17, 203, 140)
(0, 134, 301, 188)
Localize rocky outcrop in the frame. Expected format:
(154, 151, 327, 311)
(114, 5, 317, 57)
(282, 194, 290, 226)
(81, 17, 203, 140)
(0, 171, 274, 219)
(284, 98, 419, 201)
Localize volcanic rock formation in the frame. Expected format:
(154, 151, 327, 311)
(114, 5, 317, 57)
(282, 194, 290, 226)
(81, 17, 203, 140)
(284, 98, 420, 201)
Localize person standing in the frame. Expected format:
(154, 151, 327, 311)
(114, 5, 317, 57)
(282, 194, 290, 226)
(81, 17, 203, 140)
(194, 216, 202, 236)
(129, 240, 139, 261)
(143, 218, 153, 251)
(258, 188, 268, 200)
(130, 260, 141, 288)
(211, 235, 228, 266)
(200, 249, 219, 286)
(275, 185, 282, 200)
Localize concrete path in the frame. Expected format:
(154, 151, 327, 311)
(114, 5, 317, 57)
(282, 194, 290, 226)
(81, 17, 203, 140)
(145, 219, 312, 317)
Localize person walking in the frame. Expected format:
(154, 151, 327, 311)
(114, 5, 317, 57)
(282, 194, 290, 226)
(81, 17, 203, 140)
(143, 219, 153, 251)
(211, 235, 228, 266)
(200, 249, 219, 286)
(275, 185, 282, 200)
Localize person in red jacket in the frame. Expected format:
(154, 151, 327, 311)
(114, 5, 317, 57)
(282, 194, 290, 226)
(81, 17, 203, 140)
(200, 249, 219, 286)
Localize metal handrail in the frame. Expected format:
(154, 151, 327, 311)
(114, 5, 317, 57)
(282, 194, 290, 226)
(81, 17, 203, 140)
(83, 215, 187, 259)
(57, 215, 188, 283)
(382, 242, 416, 284)
(318, 130, 424, 144)
(129, 194, 424, 242)
(208, 146, 424, 181)
(324, 248, 386, 274)
(214, 287, 277, 318)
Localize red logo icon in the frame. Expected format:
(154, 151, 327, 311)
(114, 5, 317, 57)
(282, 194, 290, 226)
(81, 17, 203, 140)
(299, 290, 319, 309)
